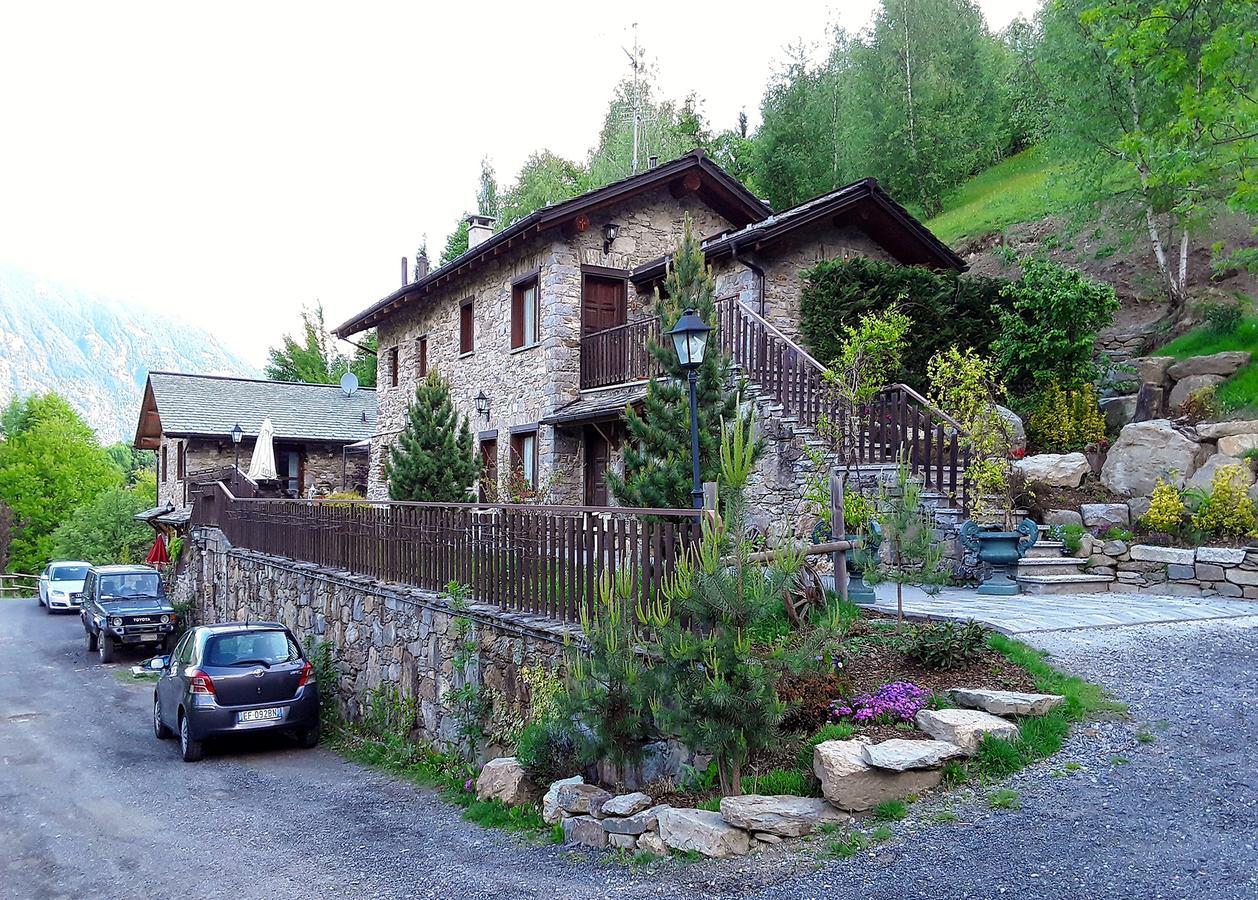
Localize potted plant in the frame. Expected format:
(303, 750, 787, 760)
(929, 347, 1039, 595)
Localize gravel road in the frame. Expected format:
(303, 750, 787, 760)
(2, 598, 1255, 900)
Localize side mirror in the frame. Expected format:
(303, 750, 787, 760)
(148, 655, 169, 671)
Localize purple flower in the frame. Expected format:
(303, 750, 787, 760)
(829, 681, 929, 724)
(464, 778, 474, 792)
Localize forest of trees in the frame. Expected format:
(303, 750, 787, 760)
(435, 0, 1253, 306)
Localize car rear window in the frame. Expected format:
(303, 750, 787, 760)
(204, 631, 301, 667)
(51, 565, 89, 581)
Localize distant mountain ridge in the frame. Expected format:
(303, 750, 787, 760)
(0, 263, 255, 443)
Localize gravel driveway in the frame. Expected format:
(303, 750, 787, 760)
(2, 598, 1255, 900)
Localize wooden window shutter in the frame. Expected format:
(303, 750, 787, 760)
(510, 290, 523, 349)
(460, 300, 474, 353)
(417, 336, 428, 376)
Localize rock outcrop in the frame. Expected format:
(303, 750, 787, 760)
(1101, 420, 1206, 496)
(813, 739, 942, 811)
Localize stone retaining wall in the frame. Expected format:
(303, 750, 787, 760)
(1089, 541, 1258, 598)
(178, 527, 576, 748)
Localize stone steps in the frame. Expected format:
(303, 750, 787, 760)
(1015, 573, 1114, 595)
(1015, 556, 1089, 577)
(1025, 540, 1066, 559)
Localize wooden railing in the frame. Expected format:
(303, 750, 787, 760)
(579, 315, 662, 390)
(211, 484, 699, 624)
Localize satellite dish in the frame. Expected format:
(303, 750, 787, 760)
(340, 371, 359, 397)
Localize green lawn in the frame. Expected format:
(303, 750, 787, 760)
(926, 146, 1075, 245)
(1154, 317, 1258, 414)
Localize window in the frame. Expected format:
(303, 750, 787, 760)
(511, 274, 539, 349)
(416, 335, 428, 377)
(161, 444, 168, 482)
(510, 428, 537, 489)
(177, 442, 186, 479)
(204, 630, 301, 667)
(99, 572, 163, 600)
(388, 347, 399, 386)
(479, 436, 497, 502)
(459, 298, 474, 354)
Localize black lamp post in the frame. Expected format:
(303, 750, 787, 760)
(667, 308, 711, 510)
(231, 423, 243, 475)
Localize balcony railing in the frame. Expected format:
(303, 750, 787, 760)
(579, 315, 662, 390)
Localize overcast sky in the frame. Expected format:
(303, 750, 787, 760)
(0, 1, 1041, 365)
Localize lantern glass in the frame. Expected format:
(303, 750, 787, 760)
(668, 309, 711, 370)
(231, 423, 243, 444)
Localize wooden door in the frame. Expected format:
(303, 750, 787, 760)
(581, 275, 627, 336)
(583, 426, 611, 507)
(479, 438, 497, 502)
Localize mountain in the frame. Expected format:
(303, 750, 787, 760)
(0, 263, 255, 443)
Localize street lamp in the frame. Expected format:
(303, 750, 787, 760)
(667, 308, 711, 510)
(231, 423, 243, 474)
(474, 391, 490, 420)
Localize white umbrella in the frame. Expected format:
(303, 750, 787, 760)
(246, 417, 278, 481)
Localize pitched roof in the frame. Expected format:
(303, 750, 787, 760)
(333, 150, 771, 338)
(134, 372, 377, 449)
(631, 178, 965, 283)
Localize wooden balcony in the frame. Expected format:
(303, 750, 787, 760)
(579, 316, 661, 390)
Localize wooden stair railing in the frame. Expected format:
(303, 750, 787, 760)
(716, 298, 969, 512)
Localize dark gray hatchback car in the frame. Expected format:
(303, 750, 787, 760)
(152, 622, 320, 762)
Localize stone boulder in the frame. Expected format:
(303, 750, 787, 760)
(949, 688, 1065, 717)
(601, 792, 653, 817)
(556, 782, 612, 817)
(1101, 420, 1206, 496)
(602, 803, 670, 836)
(1099, 395, 1137, 432)
(542, 775, 583, 824)
(658, 808, 750, 858)
(1216, 433, 1258, 458)
(1044, 508, 1083, 527)
(475, 757, 539, 806)
(914, 709, 1019, 753)
(1014, 452, 1091, 489)
(1188, 453, 1255, 491)
(1168, 374, 1225, 411)
(1081, 503, 1129, 531)
(637, 831, 668, 856)
(718, 795, 849, 838)
(813, 739, 942, 812)
(1166, 351, 1251, 380)
(996, 405, 1026, 453)
(860, 739, 965, 772)
(562, 814, 608, 849)
(1133, 355, 1175, 385)
(1197, 420, 1258, 440)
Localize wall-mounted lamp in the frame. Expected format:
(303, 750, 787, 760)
(602, 222, 620, 253)
(474, 391, 490, 420)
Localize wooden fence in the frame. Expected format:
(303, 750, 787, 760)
(206, 484, 700, 624)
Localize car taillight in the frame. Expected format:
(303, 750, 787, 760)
(188, 669, 216, 696)
(297, 661, 314, 687)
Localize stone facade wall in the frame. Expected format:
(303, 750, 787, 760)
(181, 527, 575, 748)
(369, 186, 737, 503)
(1092, 542, 1258, 599)
(159, 437, 369, 509)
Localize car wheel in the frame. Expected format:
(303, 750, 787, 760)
(85, 628, 98, 653)
(296, 721, 320, 749)
(179, 713, 203, 762)
(153, 696, 173, 740)
(98, 635, 115, 663)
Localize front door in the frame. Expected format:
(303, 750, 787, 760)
(584, 426, 611, 507)
(275, 445, 303, 497)
(581, 274, 627, 336)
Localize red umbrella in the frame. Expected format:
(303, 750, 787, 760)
(146, 536, 170, 566)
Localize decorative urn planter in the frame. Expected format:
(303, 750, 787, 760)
(811, 521, 881, 604)
(959, 517, 1040, 596)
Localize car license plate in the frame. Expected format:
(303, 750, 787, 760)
(238, 707, 281, 723)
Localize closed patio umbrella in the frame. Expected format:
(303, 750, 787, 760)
(145, 535, 169, 566)
(246, 417, 278, 481)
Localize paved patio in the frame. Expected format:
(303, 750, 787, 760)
(858, 583, 1258, 634)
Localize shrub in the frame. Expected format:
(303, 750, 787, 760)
(904, 620, 989, 671)
(1192, 464, 1257, 537)
(1142, 478, 1187, 536)
(1181, 385, 1220, 422)
(1057, 523, 1086, 554)
(800, 256, 1005, 389)
(1025, 382, 1107, 453)
(1200, 300, 1243, 336)
(993, 257, 1119, 395)
(776, 670, 845, 731)
(1102, 526, 1134, 542)
(514, 715, 587, 784)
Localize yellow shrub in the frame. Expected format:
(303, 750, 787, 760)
(1141, 479, 1186, 533)
(1193, 464, 1257, 537)
(1026, 382, 1106, 453)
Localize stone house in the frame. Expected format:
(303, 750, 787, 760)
(333, 150, 962, 514)
(134, 371, 376, 509)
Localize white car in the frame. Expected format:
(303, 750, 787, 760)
(38, 561, 90, 613)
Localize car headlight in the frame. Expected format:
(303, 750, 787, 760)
(109, 617, 122, 628)
(159, 615, 170, 624)
(51, 590, 66, 598)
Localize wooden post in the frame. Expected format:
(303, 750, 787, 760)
(830, 470, 849, 603)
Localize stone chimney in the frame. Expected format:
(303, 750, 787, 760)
(466, 214, 495, 249)
(415, 249, 429, 280)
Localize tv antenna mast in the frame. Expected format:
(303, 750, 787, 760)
(622, 23, 642, 174)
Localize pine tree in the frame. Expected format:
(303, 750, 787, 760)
(607, 217, 744, 509)
(385, 371, 478, 502)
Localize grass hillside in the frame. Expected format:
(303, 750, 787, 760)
(1154, 317, 1258, 416)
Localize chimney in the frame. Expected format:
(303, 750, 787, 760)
(466, 214, 495, 250)
(415, 249, 429, 280)
(401, 256, 408, 286)
(648, 155, 659, 170)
